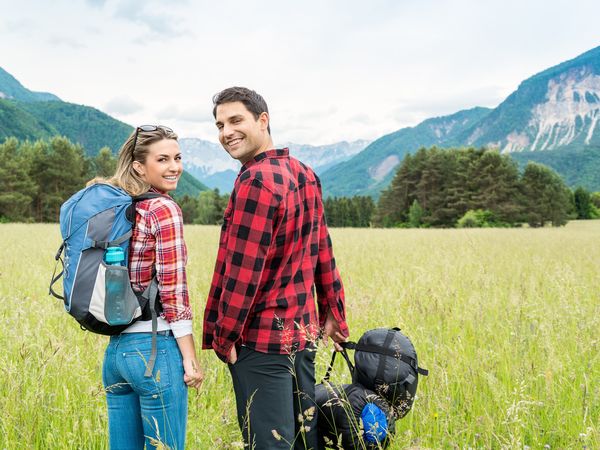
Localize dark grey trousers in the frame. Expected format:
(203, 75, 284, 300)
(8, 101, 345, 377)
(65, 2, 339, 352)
(228, 346, 318, 450)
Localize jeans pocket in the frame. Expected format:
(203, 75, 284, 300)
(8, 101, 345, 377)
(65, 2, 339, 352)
(122, 348, 172, 395)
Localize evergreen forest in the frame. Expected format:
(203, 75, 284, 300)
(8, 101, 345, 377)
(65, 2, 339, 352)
(1, 137, 598, 227)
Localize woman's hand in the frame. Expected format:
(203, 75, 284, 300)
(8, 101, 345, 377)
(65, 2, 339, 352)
(176, 334, 204, 389)
(183, 357, 204, 389)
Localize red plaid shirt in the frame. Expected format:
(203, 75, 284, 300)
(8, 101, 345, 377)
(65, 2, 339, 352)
(202, 149, 348, 362)
(129, 190, 192, 323)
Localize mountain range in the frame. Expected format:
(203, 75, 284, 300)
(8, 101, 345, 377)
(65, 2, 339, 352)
(179, 138, 369, 192)
(0, 66, 208, 198)
(321, 45, 600, 196)
(2, 45, 600, 197)
(0, 66, 369, 195)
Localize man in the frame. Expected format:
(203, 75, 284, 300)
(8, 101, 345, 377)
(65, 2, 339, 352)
(202, 87, 349, 449)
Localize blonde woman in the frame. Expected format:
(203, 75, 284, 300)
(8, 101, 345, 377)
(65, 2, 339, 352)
(96, 125, 203, 449)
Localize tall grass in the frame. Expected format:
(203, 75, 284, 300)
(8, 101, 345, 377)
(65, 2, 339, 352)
(0, 222, 598, 449)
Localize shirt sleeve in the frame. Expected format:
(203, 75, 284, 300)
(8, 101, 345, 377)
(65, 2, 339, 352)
(202, 202, 230, 350)
(205, 177, 280, 362)
(148, 198, 193, 327)
(314, 181, 349, 337)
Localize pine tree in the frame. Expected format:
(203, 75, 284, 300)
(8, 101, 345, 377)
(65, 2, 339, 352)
(468, 149, 522, 225)
(0, 138, 37, 221)
(29, 137, 87, 222)
(520, 162, 571, 227)
(90, 147, 117, 178)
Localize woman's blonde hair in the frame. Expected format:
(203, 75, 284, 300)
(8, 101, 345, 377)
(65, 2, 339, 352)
(88, 125, 178, 196)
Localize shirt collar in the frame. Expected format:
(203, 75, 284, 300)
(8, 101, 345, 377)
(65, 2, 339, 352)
(148, 186, 169, 196)
(240, 148, 289, 174)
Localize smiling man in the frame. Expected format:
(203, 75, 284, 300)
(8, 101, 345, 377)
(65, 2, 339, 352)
(202, 87, 349, 449)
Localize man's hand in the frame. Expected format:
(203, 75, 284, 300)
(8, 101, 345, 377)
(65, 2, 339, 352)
(323, 309, 347, 351)
(183, 357, 204, 389)
(228, 346, 238, 364)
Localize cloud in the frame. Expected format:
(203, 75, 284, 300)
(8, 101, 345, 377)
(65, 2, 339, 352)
(85, 0, 107, 8)
(1, 19, 35, 35)
(104, 96, 144, 115)
(389, 85, 509, 128)
(113, 0, 191, 39)
(157, 104, 213, 124)
(47, 35, 85, 49)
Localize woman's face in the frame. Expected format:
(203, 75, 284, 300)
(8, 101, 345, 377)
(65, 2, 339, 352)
(135, 138, 183, 193)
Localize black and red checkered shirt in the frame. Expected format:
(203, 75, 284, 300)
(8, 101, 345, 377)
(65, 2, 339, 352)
(202, 148, 348, 362)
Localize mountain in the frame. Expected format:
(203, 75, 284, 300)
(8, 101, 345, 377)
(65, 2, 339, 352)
(321, 107, 492, 197)
(509, 145, 600, 191)
(284, 140, 370, 173)
(460, 46, 600, 152)
(0, 66, 133, 155)
(0, 67, 60, 102)
(0, 67, 208, 198)
(175, 171, 210, 198)
(0, 98, 57, 140)
(179, 138, 369, 193)
(17, 101, 133, 155)
(321, 46, 600, 196)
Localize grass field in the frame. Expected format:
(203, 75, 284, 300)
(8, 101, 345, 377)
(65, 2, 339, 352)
(0, 222, 598, 449)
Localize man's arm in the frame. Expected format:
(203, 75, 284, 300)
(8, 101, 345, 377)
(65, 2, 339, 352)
(210, 177, 280, 362)
(314, 180, 349, 341)
(202, 200, 232, 350)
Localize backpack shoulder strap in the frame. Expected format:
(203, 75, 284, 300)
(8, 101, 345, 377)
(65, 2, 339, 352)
(132, 192, 164, 202)
(48, 242, 66, 300)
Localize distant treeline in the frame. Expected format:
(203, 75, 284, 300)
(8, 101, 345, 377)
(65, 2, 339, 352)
(176, 189, 377, 228)
(1, 137, 599, 227)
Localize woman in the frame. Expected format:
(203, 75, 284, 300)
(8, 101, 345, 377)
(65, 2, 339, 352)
(96, 125, 203, 449)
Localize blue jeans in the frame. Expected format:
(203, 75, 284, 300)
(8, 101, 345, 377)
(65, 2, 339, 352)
(103, 332, 188, 450)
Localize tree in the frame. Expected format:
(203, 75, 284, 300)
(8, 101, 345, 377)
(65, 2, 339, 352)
(0, 138, 37, 221)
(90, 147, 117, 178)
(407, 199, 423, 228)
(29, 137, 87, 222)
(520, 162, 571, 227)
(573, 187, 593, 219)
(196, 189, 228, 225)
(178, 195, 199, 224)
(468, 149, 522, 224)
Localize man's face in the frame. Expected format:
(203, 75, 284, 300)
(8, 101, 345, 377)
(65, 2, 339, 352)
(215, 101, 270, 164)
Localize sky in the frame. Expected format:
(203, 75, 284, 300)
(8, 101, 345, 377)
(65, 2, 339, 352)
(1, 0, 599, 145)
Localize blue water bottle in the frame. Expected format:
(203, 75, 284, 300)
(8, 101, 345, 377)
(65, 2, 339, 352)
(104, 246, 130, 325)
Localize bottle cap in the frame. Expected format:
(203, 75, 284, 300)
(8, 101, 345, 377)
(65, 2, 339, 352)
(105, 246, 125, 264)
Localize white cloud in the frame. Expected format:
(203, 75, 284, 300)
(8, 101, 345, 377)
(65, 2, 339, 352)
(1, 0, 599, 143)
(113, 0, 191, 39)
(104, 96, 144, 115)
(47, 35, 86, 49)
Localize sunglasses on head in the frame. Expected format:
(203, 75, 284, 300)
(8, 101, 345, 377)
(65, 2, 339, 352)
(133, 125, 174, 153)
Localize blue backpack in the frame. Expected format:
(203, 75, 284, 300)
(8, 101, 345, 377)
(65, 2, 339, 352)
(50, 183, 162, 376)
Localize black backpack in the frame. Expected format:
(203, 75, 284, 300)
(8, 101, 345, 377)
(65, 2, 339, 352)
(324, 327, 428, 418)
(351, 327, 428, 417)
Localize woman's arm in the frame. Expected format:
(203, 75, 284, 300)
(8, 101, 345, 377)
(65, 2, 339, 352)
(176, 334, 204, 389)
(148, 197, 203, 388)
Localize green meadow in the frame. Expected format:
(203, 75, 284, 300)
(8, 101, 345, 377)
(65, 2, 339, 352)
(0, 222, 598, 449)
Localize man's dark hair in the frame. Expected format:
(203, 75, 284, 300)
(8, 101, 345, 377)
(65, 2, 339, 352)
(212, 86, 271, 134)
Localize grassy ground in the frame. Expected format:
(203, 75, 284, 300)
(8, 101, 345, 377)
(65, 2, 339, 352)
(0, 222, 598, 449)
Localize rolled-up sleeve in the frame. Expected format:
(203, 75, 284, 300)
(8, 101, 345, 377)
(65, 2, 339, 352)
(148, 199, 193, 336)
